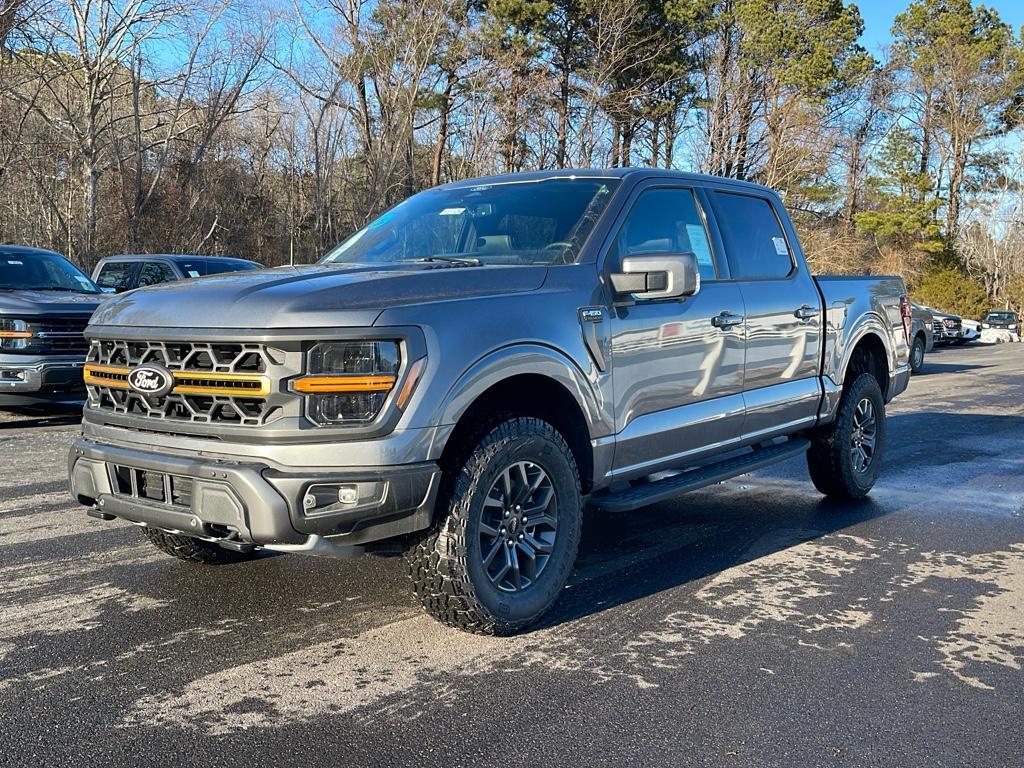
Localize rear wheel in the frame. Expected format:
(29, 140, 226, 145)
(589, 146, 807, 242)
(405, 416, 582, 635)
(806, 373, 886, 499)
(909, 335, 925, 374)
(144, 528, 258, 565)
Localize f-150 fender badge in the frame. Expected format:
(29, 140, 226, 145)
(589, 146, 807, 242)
(578, 307, 607, 371)
(127, 364, 174, 397)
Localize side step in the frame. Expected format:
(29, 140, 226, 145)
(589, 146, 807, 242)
(589, 438, 811, 513)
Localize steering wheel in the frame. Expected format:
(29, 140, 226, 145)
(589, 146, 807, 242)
(543, 242, 575, 264)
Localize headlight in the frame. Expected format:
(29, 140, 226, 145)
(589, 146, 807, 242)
(0, 319, 31, 350)
(293, 341, 401, 425)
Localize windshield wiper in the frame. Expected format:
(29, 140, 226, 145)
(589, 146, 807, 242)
(20, 286, 96, 293)
(405, 256, 482, 267)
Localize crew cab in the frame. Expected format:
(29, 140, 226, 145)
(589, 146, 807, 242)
(92, 254, 260, 293)
(69, 170, 911, 634)
(1, 245, 103, 406)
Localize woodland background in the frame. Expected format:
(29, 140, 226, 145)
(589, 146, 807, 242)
(2, 0, 1024, 316)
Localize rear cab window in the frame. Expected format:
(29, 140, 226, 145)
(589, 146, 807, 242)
(203, 259, 260, 275)
(712, 191, 794, 280)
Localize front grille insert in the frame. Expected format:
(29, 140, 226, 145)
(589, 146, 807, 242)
(85, 340, 282, 426)
(112, 465, 193, 509)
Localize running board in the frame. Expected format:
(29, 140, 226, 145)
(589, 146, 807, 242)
(589, 438, 811, 514)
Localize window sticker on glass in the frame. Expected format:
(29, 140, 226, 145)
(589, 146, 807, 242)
(6, 260, 23, 265)
(772, 236, 789, 256)
(187, 270, 200, 277)
(439, 207, 466, 216)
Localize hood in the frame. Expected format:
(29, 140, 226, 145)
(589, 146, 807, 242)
(88, 262, 549, 330)
(0, 289, 103, 315)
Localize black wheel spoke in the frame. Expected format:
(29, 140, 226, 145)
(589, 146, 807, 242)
(482, 537, 503, 567)
(479, 459, 557, 593)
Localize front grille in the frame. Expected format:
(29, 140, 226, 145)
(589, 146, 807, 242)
(85, 339, 281, 426)
(9, 315, 91, 354)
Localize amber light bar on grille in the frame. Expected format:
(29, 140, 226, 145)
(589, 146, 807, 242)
(0, 330, 32, 338)
(83, 364, 270, 397)
(291, 374, 397, 394)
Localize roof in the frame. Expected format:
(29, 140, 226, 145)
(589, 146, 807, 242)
(100, 254, 257, 264)
(439, 167, 777, 195)
(0, 244, 67, 258)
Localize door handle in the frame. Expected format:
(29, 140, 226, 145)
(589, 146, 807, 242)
(794, 305, 818, 321)
(711, 311, 744, 329)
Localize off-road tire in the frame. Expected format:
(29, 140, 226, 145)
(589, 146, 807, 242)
(909, 335, 925, 374)
(405, 416, 582, 635)
(144, 528, 258, 565)
(806, 373, 886, 499)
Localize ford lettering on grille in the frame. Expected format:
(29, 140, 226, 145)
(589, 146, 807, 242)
(127, 365, 174, 397)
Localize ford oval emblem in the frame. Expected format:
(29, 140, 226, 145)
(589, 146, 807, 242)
(127, 364, 174, 397)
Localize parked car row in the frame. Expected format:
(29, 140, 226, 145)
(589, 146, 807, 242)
(907, 301, 1019, 372)
(0, 245, 261, 406)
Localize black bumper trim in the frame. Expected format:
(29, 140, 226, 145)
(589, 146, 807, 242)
(68, 437, 441, 548)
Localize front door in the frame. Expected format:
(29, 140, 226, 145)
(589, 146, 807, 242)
(606, 184, 747, 478)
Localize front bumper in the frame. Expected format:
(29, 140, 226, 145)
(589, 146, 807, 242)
(68, 437, 441, 552)
(0, 356, 85, 401)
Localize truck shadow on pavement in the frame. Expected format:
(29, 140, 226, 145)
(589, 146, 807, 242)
(0, 403, 83, 429)
(917, 361, 994, 375)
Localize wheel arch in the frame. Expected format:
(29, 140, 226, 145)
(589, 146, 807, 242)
(841, 329, 891, 398)
(432, 346, 602, 493)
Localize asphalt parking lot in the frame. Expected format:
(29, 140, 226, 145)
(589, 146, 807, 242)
(1, 343, 1022, 767)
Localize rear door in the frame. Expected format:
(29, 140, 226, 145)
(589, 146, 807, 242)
(706, 189, 823, 439)
(605, 181, 747, 477)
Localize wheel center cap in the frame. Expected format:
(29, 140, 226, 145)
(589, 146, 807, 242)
(507, 516, 520, 534)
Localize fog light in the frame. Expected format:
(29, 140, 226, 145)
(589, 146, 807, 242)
(338, 485, 359, 504)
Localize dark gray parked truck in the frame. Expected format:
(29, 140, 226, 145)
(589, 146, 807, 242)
(1, 245, 103, 406)
(69, 169, 912, 634)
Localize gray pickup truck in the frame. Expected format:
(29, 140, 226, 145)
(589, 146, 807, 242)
(69, 169, 911, 634)
(1, 246, 103, 406)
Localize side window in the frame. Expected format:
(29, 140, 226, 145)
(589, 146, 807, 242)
(609, 188, 717, 281)
(95, 262, 134, 292)
(713, 192, 793, 279)
(137, 262, 177, 287)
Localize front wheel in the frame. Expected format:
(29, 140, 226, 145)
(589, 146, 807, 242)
(806, 373, 886, 499)
(405, 416, 582, 635)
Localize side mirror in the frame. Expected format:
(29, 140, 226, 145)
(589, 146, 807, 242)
(610, 252, 700, 302)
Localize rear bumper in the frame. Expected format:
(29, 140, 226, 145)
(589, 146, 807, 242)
(888, 363, 911, 402)
(0, 355, 85, 402)
(68, 437, 441, 551)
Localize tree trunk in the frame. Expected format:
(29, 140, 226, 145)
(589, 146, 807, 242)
(556, 61, 570, 168)
(431, 78, 454, 187)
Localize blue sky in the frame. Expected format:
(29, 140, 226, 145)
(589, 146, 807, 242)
(858, 0, 1024, 53)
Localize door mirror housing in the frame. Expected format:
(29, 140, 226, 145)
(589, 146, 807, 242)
(610, 252, 700, 301)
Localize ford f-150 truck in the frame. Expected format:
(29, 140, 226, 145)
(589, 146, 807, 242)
(69, 169, 911, 634)
(1, 245, 103, 406)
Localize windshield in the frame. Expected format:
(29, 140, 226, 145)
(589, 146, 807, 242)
(321, 177, 620, 266)
(985, 312, 1017, 322)
(0, 251, 100, 293)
